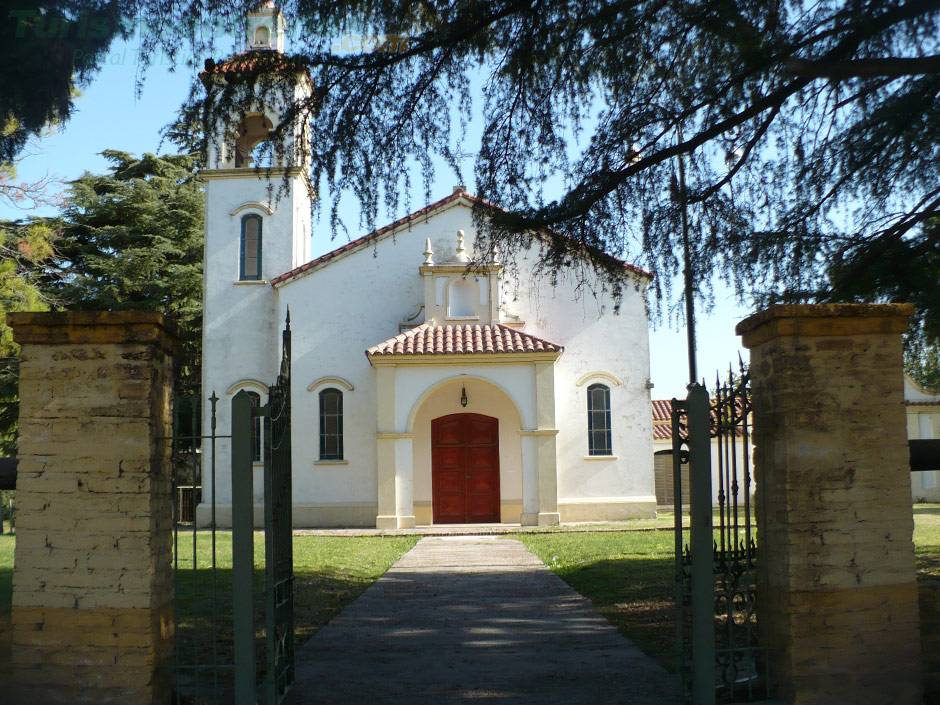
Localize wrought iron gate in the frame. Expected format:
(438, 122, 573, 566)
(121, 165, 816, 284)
(231, 314, 295, 705)
(262, 315, 295, 702)
(673, 362, 769, 704)
(169, 315, 294, 705)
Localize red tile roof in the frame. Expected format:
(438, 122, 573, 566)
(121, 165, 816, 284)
(200, 51, 308, 85)
(653, 423, 673, 441)
(651, 399, 674, 422)
(367, 323, 563, 358)
(272, 189, 652, 286)
(651, 399, 748, 441)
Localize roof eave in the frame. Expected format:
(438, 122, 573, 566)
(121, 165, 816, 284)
(366, 350, 563, 367)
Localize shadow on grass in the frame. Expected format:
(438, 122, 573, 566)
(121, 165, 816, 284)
(173, 566, 380, 672)
(550, 556, 676, 671)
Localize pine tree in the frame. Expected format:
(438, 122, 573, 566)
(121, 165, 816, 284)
(46, 151, 205, 393)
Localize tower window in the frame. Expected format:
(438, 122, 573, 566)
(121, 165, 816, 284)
(319, 388, 344, 460)
(587, 383, 612, 456)
(240, 214, 262, 280)
(253, 25, 270, 47)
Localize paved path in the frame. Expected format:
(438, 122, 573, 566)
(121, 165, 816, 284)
(288, 535, 677, 704)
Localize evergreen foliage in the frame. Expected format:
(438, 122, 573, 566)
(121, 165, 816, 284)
(45, 151, 205, 392)
(0, 2, 128, 163)
(0, 221, 57, 455)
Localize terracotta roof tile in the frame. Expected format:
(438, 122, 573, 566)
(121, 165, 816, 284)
(651, 399, 748, 439)
(200, 51, 308, 85)
(651, 399, 674, 422)
(653, 423, 672, 440)
(272, 190, 652, 286)
(367, 323, 563, 357)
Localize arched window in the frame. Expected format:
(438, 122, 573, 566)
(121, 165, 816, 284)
(253, 25, 270, 47)
(240, 214, 262, 280)
(246, 390, 263, 462)
(587, 383, 612, 456)
(319, 388, 344, 460)
(233, 114, 274, 168)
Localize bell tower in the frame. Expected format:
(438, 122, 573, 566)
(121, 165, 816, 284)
(199, 2, 312, 502)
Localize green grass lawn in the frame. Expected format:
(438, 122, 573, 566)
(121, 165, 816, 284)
(0, 534, 13, 611)
(1, 505, 938, 676)
(915, 504, 940, 581)
(519, 528, 677, 669)
(520, 503, 940, 671)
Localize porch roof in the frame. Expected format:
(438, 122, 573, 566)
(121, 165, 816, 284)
(366, 323, 563, 359)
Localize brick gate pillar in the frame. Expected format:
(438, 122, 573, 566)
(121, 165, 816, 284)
(737, 303, 921, 705)
(8, 312, 176, 705)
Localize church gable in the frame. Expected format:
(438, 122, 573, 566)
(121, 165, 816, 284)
(271, 188, 472, 287)
(271, 187, 651, 289)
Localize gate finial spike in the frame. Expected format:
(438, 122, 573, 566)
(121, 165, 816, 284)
(285, 306, 291, 328)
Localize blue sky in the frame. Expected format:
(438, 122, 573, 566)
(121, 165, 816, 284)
(3, 36, 751, 400)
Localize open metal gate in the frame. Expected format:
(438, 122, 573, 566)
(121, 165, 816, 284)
(673, 362, 769, 704)
(262, 314, 295, 702)
(170, 314, 294, 704)
(231, 313, 295, 705)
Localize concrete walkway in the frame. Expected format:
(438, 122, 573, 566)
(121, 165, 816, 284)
(288, 535, 678, 704)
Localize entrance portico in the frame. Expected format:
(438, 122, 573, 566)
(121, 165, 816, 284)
(367, 332, 564, 529)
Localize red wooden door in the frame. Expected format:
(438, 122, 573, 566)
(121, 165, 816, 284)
(431, 413, 500, 523)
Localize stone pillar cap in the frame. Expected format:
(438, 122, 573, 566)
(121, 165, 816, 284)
(8, 311, 179, 353)
(736, 303, 914, 348)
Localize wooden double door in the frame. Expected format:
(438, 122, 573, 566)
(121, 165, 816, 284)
(431, 413, 501, 524)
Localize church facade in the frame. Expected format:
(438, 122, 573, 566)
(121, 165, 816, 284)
(198, 5, 656, 528)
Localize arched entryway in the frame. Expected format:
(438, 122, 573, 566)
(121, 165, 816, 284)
(431, 413, 500, 523)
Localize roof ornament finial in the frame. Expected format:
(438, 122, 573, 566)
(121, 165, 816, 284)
(454, 230, 470, 263)
(423, 238, 434, 265)
(488, 244, 499, 266)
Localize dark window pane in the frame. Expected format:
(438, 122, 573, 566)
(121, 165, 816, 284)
(319, 389, 344, 460)
(240, 216, 263, 280)
(324, 394, 338, 414)
(587, 384, 611, 455)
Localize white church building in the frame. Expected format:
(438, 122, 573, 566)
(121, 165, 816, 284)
(198, 4, 656, 528)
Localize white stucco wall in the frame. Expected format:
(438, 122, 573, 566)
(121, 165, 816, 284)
(200, 171, 310, 509)
(497, 239, 655, 512)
